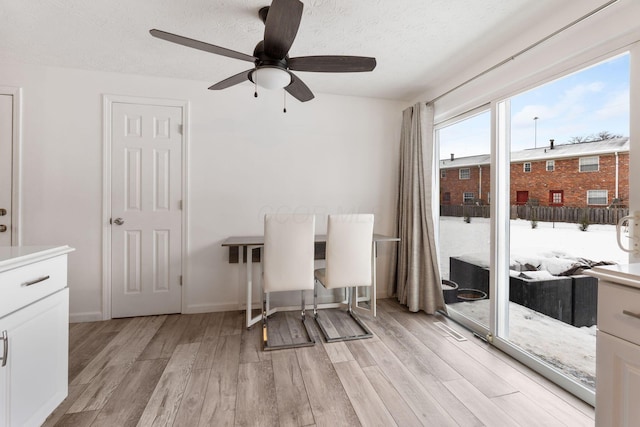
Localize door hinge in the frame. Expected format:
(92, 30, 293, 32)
(178, 124, 183, 135)
(179, 200, 183, 210)
(179, 275, 183, 286)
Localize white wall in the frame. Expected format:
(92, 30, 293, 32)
(0, 62, 404, 320)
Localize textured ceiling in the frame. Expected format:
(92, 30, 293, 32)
(0, 0, 604, 101)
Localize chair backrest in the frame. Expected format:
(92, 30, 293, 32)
(263, 213, 315, 293)
(324, 214, 374, 289)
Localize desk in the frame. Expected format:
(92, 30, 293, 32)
(222, 234, 399, 328)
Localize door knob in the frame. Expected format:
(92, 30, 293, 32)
(0, 225, 6, 232)
(112, 218, 125, 225)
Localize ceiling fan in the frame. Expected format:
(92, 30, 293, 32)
(150, 0, 376, 103)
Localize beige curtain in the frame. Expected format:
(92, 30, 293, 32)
(389, 102, 445, 314)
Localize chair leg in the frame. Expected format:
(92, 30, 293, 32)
(261, 292, 268, 348)
(301, 290, 305, 320)
(314, 284, 374, 343)
(313, 279, 318, 317)
(262, 290, 315, 351)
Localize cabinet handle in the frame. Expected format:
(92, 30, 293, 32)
(21, 275, 50, 287)
(1, 330, 7, 367)
(622, 310, 640, 320)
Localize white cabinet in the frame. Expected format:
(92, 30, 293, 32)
(596, 330, 640, 426)
(587, 264, 640, 427)
(0, 246, 73, 427)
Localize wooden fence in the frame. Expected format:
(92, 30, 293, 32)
(440, 205, 629, 225)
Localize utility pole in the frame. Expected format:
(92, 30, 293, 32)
(533, 116, 539, 148)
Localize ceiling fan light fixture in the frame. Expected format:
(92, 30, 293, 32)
(253, 67, 291, 90)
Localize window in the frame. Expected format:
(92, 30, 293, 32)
(463, 192, 474, 203)
(459, 168, 470, 180)
(579, 156, 599, 172)
(442, 192, 451, 204)
(546, 160, 555, 172)
(523, 162, 531, 172)
(587, 190, 608, 205)
(549, 190, 563, 206)
(441, 169, 446, 179)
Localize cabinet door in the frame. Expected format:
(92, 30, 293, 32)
(596, 330, 640, 427)
(0, 288, 68, 427)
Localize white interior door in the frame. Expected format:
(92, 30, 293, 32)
(0, 95, 12, 246)
(111, 102, 183, 318)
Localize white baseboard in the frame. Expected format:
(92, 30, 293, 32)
(183, 302, 242, 314)
(69, 311, 103, 323)
(75, 294, 389, 319)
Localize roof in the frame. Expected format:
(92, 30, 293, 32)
(440, 137, 629, 169)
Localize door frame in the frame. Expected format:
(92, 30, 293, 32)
(0, 86, 22, 246)
(102, 94, 190, 320)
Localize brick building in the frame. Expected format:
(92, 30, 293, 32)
(439, 138, 629, 208)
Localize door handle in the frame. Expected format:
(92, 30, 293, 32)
(112, 218, 125, 226)
(22, 276, 50, 287)
(0, 225, 6, 232)
(1, 330, 7, 367)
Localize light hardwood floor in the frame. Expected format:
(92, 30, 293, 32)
(45, 299, 595, 426)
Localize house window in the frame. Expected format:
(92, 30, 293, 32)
(441, 169, 446, 179)
(546, 160, 555, 172)
(587, 189, 608, 205)
(463, 192, 474, 204)
(523, 162, 532, 172)
(579, 156, 599, 172)
(442, 192, 451, 204)
(459, 168, 470, 180)
(549, 190, 563, 206)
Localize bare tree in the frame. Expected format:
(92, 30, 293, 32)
(568, 131, 623, 143)
(594, 131, 622, 140)
(568, 135, 587, 144)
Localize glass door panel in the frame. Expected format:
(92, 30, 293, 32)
(437, 111, 491, 328)
(503, 54, 630, 391)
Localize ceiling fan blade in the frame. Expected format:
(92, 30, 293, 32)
(208, 69, 254, 90)
(285, 72, 314, 102)
(150, 29, 256, 63)
(263, 0, 303, 59)
(288, 56, 377, 72)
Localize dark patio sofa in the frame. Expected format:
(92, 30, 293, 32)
(449, 256, 597, 327)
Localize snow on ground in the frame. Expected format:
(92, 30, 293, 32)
(438, 216, 628, 389)
(451, 300, 596, 388)
(439, 216, 629, 278)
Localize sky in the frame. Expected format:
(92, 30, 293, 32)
(438, 53, 630, 159)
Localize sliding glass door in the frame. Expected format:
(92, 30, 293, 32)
(437, 53, 630, 402)
(500, 54, 630, 396)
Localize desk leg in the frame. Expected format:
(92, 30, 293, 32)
(354, 241, 377, 318)
(372, 240, 377, 317)
(246, 245, 262, 329)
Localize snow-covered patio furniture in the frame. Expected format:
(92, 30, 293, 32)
(449, 255, 599, 327)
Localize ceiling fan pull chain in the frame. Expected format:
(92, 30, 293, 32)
(283, 90, 287, 113)
(254, 73, 258, 98)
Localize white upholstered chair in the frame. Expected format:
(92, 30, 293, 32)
(313, 214, 374, 342)
(262, 213, 316, 350)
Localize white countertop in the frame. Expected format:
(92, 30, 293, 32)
(585, 263, 640, 290)
(0, 246, 75, 273)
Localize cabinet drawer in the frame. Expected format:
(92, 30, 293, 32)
(0, 255, 67, 318)
(598, 280, 640, 344)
